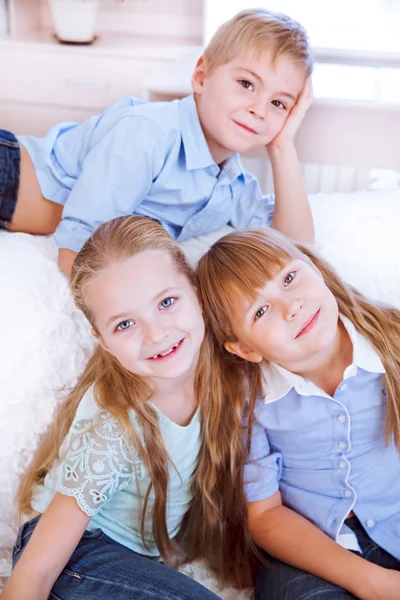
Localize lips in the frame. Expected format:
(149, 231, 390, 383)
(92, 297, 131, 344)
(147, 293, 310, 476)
(147, 338, 184, 360)
(295, 310, 320, 339)
(233, 120, 258, 135)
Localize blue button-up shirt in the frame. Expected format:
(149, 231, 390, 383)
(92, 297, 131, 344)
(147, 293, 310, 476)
(245, 316, 400, 559)
(18, 95, 274, 252)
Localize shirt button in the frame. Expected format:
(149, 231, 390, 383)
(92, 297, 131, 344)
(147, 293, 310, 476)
(366, 519, 375, 528)
(187, 224, 195, 231)
(339, 461, 347, 469)
(348, 365, 358, 377)
(345, 489, 353, 498)
(340, 383, 348, 392)
(338, 441, 347, 450)
(337, 414, 346, 424)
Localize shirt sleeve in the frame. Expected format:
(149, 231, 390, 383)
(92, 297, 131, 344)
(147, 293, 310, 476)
(54, 115, 165, 252)
(244, 418, 282, 502)
(230, 170, 275, 230)
(57, 410, 137, 516)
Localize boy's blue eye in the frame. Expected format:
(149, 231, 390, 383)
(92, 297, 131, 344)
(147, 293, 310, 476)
(254, 306, 267, 320)
(116, 320, 134, 331)
(160, 297, 176, 309)
(283, 272, 295, 286)
(239, 79, 253, 91)
(272, 100, 286, 110)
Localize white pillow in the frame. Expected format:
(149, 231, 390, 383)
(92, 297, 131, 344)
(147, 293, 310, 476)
(310, 188, 400, 308)
(367, 168, 400, 191)
(0, 232, 94, 586)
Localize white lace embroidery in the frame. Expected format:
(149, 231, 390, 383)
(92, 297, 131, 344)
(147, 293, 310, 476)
(57, 410, 144, 516)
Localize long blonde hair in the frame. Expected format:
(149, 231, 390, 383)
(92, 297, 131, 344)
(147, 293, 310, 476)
(204, 8, 313, 76)
(197, 227, 400, 450)
(18, 216, 256, 582)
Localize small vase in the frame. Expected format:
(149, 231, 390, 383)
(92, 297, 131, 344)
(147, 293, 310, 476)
(49, 0, 99, 44)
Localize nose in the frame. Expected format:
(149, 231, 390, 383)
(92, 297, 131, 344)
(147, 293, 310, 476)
(283, 297, 303, 321)
(248, 99, 267, 120)
(143, 320, 169, 346)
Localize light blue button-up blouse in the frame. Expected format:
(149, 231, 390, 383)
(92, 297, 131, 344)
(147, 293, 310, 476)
(245, 316, 400, 559)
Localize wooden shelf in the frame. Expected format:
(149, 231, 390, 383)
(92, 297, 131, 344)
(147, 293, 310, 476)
(2, 28, 198, 61)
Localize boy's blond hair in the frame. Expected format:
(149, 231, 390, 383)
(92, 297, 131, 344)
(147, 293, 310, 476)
(204, 8, 313, 75)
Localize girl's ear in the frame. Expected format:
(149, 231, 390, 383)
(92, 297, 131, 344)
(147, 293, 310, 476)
(191, 55, 209, 94)
(224, 340, 264, 363)
(91, 328, 110, 353)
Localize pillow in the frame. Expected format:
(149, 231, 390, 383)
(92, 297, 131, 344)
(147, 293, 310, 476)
(367, 168, 400, 191)
(309, 188, 400, 308)
(0, 232, 94, 587)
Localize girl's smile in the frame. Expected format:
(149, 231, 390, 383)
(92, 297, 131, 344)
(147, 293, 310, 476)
(84, 250, 205, 385)
(225, 258, 340, 375)
(147, 337, 185, 361)
(295, 309, 320, 339)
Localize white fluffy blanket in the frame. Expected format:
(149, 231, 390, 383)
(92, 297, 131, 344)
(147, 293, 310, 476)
(1, 188, 399, 597)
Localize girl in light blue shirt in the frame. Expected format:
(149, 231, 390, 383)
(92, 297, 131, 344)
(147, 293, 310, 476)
(2, 216, 255, 600)
(197, 228, 400, 600)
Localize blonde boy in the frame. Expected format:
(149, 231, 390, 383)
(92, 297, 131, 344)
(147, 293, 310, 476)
(0, 9, 314, 275)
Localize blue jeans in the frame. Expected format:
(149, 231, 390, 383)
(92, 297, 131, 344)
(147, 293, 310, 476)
(13, 515, 221, 599)
(0, 129, 20, 228)
(255, 516, 400, 600)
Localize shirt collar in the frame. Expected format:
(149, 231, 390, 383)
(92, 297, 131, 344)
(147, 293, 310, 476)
(261, 314, 385, 404)
(218, 153, 244, 184)
(340, 315, 385, 374)
(179, 95, 216, 171)
(178, 95, 244, 183)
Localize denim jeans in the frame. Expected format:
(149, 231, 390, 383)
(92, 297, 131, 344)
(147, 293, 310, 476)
(0, 129, 20, 227)
(13, 515, 221, 600)
(255, 516, 400, 600)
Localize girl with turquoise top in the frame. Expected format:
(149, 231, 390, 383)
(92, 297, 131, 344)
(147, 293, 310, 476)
(2, 216, 255, 600)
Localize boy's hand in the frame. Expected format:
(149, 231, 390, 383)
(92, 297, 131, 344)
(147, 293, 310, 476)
(267, 77, 313, 152)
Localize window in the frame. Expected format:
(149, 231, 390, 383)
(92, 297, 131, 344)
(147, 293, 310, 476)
(204, 0, 400, 59)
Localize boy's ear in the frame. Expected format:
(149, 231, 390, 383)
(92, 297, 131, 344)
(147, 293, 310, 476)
(191, 55, 209, 94)
(224, 340, 264, 363)
(91, 328, 110, 353)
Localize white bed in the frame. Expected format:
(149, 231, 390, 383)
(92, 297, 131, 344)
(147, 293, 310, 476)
(1, 169, 400, 598)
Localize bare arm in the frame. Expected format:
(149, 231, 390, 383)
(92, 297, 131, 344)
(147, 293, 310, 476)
(1, 494, 90, 600)
(58, 248, 78, 278)
(248, 492, 400, 600)
(267, 78, 314, 244)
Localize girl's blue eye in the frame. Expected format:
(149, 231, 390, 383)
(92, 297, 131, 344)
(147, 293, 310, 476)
(254, 306, 267, 320)
(239, 79, 253, 91)
(283, 272, 295, 286)
(116, 320, 134, 332)
(160, 297, 176, 309)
